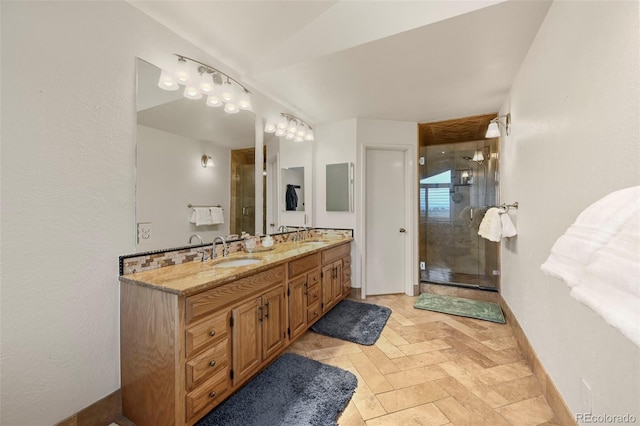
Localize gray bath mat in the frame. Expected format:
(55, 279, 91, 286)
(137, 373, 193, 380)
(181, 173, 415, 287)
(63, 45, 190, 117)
(196, 353, 357, 426)
(310, 299, 392, 345)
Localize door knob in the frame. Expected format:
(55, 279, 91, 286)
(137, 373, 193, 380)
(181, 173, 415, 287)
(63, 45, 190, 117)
(399, 228, 406, 233)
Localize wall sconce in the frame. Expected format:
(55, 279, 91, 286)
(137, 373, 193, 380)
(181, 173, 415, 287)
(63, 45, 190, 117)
(264, 113, 314, 142)
(485, 113, 511, 138)
(201, 155, 214, 168)
(158, 54, 252, 113)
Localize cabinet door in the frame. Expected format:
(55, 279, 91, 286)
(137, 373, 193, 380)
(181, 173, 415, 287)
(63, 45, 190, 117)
(321, 264, 334, 312)
(232, 297, 262, 385)
(288, 276, 307, 340)
(332, 260, 343, 305)
(262, 287, 285, 360)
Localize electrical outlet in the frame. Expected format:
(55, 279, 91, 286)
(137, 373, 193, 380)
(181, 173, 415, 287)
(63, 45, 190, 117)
(493, 270, 500, 276)
(137, 222, 153, 244)
(581, 379, 592, 414)
(420, 261, 426, 270)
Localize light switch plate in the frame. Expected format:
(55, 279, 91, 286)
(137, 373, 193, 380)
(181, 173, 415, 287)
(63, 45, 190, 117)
(137, 222, 153, 244)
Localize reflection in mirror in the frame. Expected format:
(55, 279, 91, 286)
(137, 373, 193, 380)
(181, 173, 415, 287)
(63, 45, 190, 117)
(282, 167, 305, 211)
(326, 163, 353, 212)
(135, 58, 260, 252)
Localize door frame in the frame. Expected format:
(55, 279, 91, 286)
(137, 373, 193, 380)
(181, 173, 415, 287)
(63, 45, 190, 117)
(358, 143, 417, 298)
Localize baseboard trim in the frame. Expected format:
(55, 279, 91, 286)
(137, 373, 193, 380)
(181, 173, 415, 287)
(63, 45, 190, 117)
(499, 296, 576, 426)
(55, 389, 121, 426)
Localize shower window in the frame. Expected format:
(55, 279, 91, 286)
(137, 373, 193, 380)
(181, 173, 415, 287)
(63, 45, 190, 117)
(421, 170, 452, 221)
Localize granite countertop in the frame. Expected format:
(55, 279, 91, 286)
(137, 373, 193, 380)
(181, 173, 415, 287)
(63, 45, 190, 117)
(119, 237, 353, 296)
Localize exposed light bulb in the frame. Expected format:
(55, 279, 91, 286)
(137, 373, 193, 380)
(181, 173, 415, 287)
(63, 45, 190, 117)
(197, 72, 214, 94)
(238, 92, 252, 111)
(275, 128, 286, 137)
(183, 85, 202, 100)
(296, 127, 306, 138)
(224, 102, 239, 114)
(276, 117, 288, 130)
(157, 69, 179, 91)
(220, 82, 237, 103)
(264, 122, 276, 133)
(206, 94, 223, 107)
(175, 57, 191, 83)
(287, 121, 297, 134)
(285, 132, 295, 140)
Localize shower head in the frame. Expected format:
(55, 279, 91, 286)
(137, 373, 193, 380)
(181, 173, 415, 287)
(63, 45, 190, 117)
(462, 156, 473, 161)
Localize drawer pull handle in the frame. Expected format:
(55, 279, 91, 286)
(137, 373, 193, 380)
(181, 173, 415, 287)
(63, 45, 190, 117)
(209, 360, 216, 367)
(209, 391, 216, 398)
(209, 330, 216, 337)
(314, 311, 318, 315)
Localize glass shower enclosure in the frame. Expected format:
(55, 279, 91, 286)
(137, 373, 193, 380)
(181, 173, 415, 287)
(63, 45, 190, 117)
(419, 139, 500, 291)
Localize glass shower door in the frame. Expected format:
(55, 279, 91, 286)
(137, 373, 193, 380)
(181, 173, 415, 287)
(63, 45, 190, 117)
(419, 139, 498, 289)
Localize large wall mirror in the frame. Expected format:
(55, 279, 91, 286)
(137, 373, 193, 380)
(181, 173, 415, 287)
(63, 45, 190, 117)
(135, 58, 268, 252)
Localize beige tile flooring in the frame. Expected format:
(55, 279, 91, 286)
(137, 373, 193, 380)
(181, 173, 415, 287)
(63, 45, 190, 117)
(285, 293, 558, 426)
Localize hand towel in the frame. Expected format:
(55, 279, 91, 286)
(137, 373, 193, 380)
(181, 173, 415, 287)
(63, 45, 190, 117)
(478, 208, 502, 242)
(191, 207, 213, 226)
(209, 207, 224, 225)
(500, 212, 517, 238)
(541, 185, 640, 287)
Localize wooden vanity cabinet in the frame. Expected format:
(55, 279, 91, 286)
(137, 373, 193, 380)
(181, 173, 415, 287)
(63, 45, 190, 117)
(232, 286, 285, 386)
(321, 242, 351, 312)
(287, 252, 320, 340)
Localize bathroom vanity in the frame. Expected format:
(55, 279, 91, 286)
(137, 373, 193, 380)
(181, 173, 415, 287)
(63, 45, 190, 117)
(120, 238, 352, 426)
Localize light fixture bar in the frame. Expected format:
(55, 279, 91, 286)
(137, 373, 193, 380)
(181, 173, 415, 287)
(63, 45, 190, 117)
(279, 113, 313, 131)
(174, 54, 251, 94)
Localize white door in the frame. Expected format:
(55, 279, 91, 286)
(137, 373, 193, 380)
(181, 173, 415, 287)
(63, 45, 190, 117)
(365, 148, 406, 295)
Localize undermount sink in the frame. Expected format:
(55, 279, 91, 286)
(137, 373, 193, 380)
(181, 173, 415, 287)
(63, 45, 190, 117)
(214, 258, 262, 268)
(301, 240, 327, 245)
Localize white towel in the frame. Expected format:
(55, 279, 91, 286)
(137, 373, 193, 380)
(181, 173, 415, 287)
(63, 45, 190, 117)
(190, 207, 213, 226)
(478, 208, 509, 242)
(209, 207, 224, 225)
(569, 212, 640, 346)
(500, 213, 517, 238)
(541, 186, 640, 287)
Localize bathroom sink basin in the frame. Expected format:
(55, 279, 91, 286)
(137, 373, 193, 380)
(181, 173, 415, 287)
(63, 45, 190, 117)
(214, 258, 261, 268)
(301, 240, 327, 246)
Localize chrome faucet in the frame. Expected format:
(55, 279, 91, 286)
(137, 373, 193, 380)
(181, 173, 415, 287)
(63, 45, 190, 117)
(277, 225, 288, 233)
(189, 234, 205, 261)
(212, 236, 228, 259)
(301, 226, 310, 240)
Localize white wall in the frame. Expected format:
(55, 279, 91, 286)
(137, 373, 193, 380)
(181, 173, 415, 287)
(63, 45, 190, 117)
(356, 119, 418, 294)
(0, 2, 286, 425)
(136, 125, 230, 250)
(314, 119, 357, 229)
(500, 0, 640, 420)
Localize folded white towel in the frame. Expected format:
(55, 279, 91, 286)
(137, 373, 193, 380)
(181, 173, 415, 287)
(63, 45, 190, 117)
(190, 207, 214, 226)
(478, 208, 504, 242)
(209, 207, 224, 225)
(570, 212, 640, 346)
(541, 186, 640, 287)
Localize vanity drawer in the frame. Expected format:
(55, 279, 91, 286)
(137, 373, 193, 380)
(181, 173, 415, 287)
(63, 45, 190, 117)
(307, 283, 320, 306)
(307, 303, 321, 324)
(185, 366, 230, 423)
(185, 338, 230, 391)
(342, 256, 351, 269)
(186, 265, 285, 324)
(185, 311, 229, 358)
(288, 253, 320, 278)
(321, 242, 350, 265)
(308, 270, 320, 287)
(342, 268, 351, 283)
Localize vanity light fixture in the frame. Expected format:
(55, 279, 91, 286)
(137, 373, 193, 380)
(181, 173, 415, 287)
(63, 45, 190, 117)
(485, 113, 511, 138)
(264, 113, 314, 142)
(158, 54, 252, 113)
(201, 155, 214, 168)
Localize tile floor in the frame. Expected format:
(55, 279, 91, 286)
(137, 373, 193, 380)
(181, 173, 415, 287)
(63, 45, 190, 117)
(285, 293, 558, 426)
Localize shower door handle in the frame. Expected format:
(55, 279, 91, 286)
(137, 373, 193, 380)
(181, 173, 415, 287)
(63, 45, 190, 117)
(470, 208, 473, 221)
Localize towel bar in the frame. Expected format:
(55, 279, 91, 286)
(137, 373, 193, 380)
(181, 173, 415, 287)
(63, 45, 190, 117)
(188, 204, 224, 210)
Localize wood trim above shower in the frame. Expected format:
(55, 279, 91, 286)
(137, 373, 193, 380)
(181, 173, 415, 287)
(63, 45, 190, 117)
(419, 113, 497, 146)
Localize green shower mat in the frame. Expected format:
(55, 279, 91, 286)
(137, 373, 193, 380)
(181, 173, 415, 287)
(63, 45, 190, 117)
(414, 293, 506, 324)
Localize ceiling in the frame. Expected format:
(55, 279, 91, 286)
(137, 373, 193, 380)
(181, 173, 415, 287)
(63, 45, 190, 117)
(130, 0, 552, 125)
